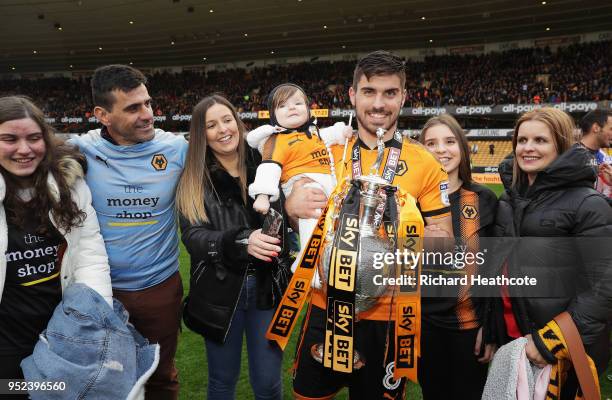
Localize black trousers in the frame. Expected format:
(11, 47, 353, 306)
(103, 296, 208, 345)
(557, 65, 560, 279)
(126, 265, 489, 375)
(418, 320, 488, 400)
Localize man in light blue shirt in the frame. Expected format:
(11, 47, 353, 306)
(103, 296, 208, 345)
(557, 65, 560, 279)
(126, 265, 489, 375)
(71, 65, 187, 399)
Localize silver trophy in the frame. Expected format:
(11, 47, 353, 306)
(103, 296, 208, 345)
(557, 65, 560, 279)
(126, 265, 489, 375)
(311, 128, 397, 368)
(350, 127, 395, 313)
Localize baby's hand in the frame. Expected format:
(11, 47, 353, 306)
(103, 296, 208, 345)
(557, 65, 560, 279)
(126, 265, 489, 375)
(320, 122, 352, 146)
(253, 195, 271, 214)
(341, 125, 353, 140)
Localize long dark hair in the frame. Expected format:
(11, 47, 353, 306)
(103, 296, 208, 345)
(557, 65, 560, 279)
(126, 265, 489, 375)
(419, 114, 472, 184)
(0, 96, 85, 234)
(176, 95, 248, 223)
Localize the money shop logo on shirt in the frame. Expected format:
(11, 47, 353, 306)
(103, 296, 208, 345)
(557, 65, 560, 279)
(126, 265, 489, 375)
(310, 148, 330, 166)
(151, 154, 168, 171)
(6, 235, 61, 285)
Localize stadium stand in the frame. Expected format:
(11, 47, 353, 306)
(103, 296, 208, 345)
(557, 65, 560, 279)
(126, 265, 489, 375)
(470, 140, 513, 167)
(0, 40, 609, 120)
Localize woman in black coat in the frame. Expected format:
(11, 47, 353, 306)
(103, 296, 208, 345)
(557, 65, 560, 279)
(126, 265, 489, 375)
(176, 95, 292, 400)
(494, 107, 611, 399)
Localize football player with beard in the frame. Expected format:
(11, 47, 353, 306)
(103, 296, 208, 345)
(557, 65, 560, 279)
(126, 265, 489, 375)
(285, 50, 453, 400)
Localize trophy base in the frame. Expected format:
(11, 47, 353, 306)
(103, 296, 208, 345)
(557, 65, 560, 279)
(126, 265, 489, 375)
(310, 343, 366, 370)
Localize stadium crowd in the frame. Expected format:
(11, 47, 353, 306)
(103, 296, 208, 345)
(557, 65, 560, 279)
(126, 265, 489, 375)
(1, 40, 610, 119)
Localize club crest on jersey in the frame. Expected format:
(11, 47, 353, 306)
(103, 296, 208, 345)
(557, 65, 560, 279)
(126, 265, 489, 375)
(461, 204, 478, 219)
(151, 154, 168, 171)
(396, 160, 408, 176)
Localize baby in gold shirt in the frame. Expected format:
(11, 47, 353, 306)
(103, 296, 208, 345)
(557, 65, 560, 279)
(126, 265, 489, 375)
(247, 83, 351, 287)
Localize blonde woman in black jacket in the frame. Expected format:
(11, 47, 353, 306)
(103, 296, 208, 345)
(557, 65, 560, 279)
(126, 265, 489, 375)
(176, 95, 292, 400)
(494, 107, 612, 399)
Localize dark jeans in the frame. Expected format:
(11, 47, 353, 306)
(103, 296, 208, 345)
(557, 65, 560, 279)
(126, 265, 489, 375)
(114, 272, 183, 400)
(205, 274, 283, 400)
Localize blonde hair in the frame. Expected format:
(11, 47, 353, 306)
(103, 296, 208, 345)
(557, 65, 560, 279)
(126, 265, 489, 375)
(511, 107, 575, 187)
(176, 95, 247, 224)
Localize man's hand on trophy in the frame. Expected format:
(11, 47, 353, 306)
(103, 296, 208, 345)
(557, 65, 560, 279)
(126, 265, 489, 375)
(285, 178, 328, 229)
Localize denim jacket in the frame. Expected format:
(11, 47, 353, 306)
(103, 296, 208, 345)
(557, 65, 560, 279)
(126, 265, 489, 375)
(21, 283, 159, 400)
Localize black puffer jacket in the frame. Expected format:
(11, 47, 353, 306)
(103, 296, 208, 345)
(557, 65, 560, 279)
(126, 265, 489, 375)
(180, 148, 293, 344)
(494, 145, 612, 371)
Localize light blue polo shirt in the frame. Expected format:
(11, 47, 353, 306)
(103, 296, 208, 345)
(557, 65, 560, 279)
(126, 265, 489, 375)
(71, 129, 188, 290)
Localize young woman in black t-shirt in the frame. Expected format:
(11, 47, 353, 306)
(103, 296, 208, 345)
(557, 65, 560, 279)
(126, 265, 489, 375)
(418, 114, 498, 400)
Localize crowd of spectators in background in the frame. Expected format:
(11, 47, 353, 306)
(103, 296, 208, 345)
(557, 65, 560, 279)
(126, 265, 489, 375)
(1, 41, 609, 121)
